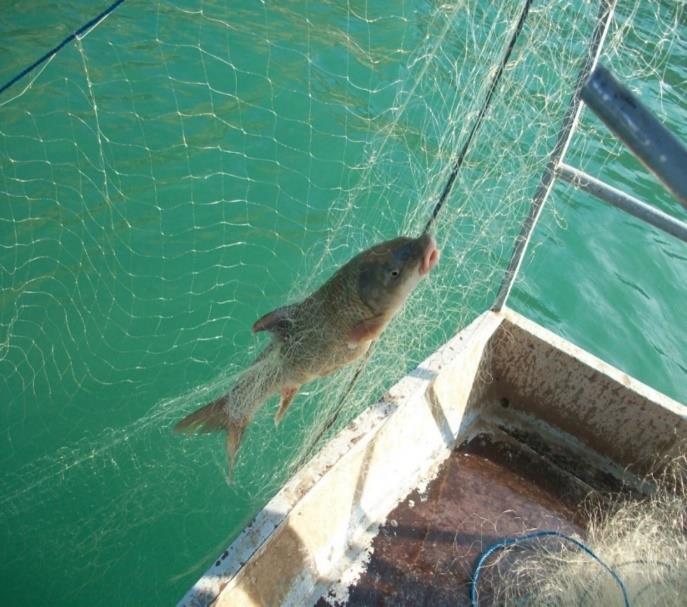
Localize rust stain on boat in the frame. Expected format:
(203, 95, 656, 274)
(317, 433, 612, 606)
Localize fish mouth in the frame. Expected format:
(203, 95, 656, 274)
(419, 235, 440, 276)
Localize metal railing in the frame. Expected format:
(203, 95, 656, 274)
(582, 65, 687, 209)
(556, 163, 687, 243)
(494, 0, 687, 312)
(493, 0, 617, 311)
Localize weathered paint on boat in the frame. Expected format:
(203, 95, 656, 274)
(178, 307, 686, 607)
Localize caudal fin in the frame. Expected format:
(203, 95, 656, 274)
(174, 396, 229, 434)
(175, 395, 249, 473)
(175, 354, 281, 473)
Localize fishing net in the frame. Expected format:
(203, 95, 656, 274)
(475, 456, 687, 606)
(0, 1, 684, 605)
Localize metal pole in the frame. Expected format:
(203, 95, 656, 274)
(582, 65, 687, 208)
(492, 0, 616, 312)
(557, 163, 687, 243)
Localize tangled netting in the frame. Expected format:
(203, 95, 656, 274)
(1, 1, 684, 604)
(472, 456, 687, 606)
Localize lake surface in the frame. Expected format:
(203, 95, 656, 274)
(1, 1, 685, 605)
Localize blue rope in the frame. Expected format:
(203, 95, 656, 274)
(470, 530, 631, 607)
(0, 0, 125, 97)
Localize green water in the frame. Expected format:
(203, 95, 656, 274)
(1, 1, 685, 605)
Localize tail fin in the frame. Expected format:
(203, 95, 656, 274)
(175, 396, 229, 434)
(174, 351, 281, 471)
(175, 396, 249, 473)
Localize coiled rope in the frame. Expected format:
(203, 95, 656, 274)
(470, 530, 631, 607)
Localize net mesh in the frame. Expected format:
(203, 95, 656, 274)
(0, 1, 684, 605)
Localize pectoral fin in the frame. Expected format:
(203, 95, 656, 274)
(275, 385, 300, 425)
(350, 316, 387, 343)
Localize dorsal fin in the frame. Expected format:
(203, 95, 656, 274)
(252, 305, 294, 335)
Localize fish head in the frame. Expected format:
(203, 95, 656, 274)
(357, 233, 439, 317)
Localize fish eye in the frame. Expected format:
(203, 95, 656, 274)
(390, 269, 400, 278)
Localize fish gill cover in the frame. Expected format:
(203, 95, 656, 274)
(0, 1, 685, 605)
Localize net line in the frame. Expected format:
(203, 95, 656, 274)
(423, 0, 533, 234)
(0, 0, 126, 97)
(323, 0, 534, 443)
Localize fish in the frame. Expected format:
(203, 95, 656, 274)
(175, 232, 440, 469)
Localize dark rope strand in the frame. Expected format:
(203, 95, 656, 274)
(0, 0, 126, 97)
(321, 2, 534, 459)
(308, 342, 375, 451)
(423, 0, 533, 234)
